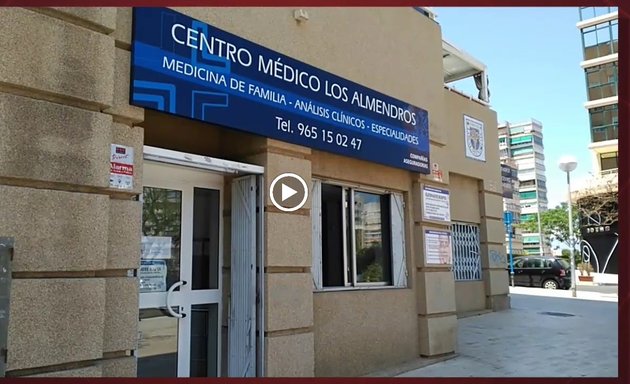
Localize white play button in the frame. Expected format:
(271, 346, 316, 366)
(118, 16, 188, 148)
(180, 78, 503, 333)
(269, 173, 309, 212)
(281, 183, 298, 202)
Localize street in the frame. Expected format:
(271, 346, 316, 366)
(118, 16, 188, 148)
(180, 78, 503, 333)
(398, 289, 618, 377)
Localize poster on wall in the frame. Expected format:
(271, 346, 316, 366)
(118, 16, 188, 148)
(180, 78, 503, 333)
(422, 185, 451, 222)
(424, 229, 452, 265)
(109, 144, 134, 190)
(139, 259, 167, 293)
(130, 7, 431, 173)
(464, 115, 485, 162)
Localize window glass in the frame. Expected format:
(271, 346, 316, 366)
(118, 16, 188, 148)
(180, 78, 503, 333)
(596, 25, 611, 45)
(192, 188, 220, 290)
(583, 29, 597, 47)
(321, 184, 345, 287)
(319, 183, 396, 287)
(525, 258, 544, 268)
(141, 187, 182, 293)
(510, 135, 532, 145)
(521, 214, 536, 222)
(590, 105, 618, 142)
(354, 191, 392, 284)
(512, 147, 534, 156)
(557, 259, 571, 270)
(520, 191, 537, 200)
(600, 152, 618, 171)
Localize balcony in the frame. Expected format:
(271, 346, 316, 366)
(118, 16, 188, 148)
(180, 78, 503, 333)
(442, 40, 489, 105)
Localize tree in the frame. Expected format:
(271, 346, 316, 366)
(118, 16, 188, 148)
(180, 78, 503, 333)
(519, 202, 580, 254)
(574, 172, 618, 227)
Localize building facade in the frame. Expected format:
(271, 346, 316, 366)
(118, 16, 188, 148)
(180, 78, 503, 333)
(574, 6, 619, 275)
(498, 120, 551, 256)
(500, 159, 524, 258)
(0, 7, 509, 378)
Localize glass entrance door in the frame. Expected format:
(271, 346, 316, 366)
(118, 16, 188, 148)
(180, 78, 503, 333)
(138, 161, 223, 377)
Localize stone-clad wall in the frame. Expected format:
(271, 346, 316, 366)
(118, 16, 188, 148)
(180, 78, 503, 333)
(0, 8, 143, 377)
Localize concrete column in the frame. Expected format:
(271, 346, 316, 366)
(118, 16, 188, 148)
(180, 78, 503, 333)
(242, 140, 315, 376)
(0, 7, 144, 377)
(413, 173, 457, 357)
(479, 185, 511, 311)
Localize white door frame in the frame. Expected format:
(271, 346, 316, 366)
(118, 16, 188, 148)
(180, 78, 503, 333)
(141, 146, 266, 378)
(141, 160, 224, 377)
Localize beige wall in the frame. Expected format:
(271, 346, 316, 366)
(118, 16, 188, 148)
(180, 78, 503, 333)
(449, 174, 481, 224)
(313, 290, 418, 376)
(455, 281, 486, 314)
(0, 7, 142, 377)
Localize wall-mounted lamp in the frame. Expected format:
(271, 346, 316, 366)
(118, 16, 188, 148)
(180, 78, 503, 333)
(294, 9, 309, 23)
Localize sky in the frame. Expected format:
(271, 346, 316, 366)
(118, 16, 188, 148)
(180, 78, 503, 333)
(433, 7, 593, 209)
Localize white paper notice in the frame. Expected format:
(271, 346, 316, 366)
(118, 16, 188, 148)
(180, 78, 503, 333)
(424, 229, 452, 265)
(422, 185, 451, 223)
(139, 260, 167, 293)
(141, 236, 172, 259)
(110, 144, 134, 190)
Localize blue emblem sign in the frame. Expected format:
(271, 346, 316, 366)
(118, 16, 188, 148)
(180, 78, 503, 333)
(131, 8, 430, 173)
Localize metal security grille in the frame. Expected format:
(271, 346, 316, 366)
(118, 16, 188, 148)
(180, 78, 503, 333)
(451, 223, 482, 281)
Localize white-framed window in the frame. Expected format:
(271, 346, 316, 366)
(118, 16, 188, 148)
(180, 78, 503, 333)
(311, 180, 407, 290)
(451, 222, 482, 281)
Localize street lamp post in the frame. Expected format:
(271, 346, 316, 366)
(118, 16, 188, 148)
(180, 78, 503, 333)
(504, 211, 514, 287)
(558, 155, 578, 298)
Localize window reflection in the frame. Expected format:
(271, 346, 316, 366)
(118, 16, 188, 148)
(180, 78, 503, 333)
(354, 191, 392, 284)
(141, 187, 182, 292)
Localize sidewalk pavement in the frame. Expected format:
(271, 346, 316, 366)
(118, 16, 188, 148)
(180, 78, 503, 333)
(397, 289, 618, 377)
(509, 285, 618, 303)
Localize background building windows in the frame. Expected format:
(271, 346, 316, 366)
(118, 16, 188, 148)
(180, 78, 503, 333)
(579, 6, 617, 21)
(523, 236, 541, 244)
(521, 213, 537, 222)
(512, 147, 534, 156)
(510, 135, 532, 145)
(600, 152, 618, 171)
(520, 191, 537, 200)
(581, 21, 618, 60)
(520, 180, 536, 187)
(585, 62, 618, 101)
(590, 104, 618, 142)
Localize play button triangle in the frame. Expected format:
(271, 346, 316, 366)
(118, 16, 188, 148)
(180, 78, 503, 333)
(281, 183, 298, 201)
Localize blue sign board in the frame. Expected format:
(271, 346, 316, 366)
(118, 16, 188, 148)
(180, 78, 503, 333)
(503, 211, 513, 225)
(130, 8, 430, 173)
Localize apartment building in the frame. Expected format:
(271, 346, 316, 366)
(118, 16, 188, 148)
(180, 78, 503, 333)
(498, 120, 551, 256)
(501, 159, 524, 258)
(574, 6, 619, 275)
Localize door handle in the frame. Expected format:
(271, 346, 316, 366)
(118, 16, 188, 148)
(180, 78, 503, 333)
(166, 280, 187, 318)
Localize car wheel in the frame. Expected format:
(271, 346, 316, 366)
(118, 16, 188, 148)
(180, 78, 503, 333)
(542, 279, 559, 289)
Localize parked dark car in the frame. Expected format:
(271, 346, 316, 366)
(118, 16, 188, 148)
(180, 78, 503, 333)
(506, 256, 572, 289)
